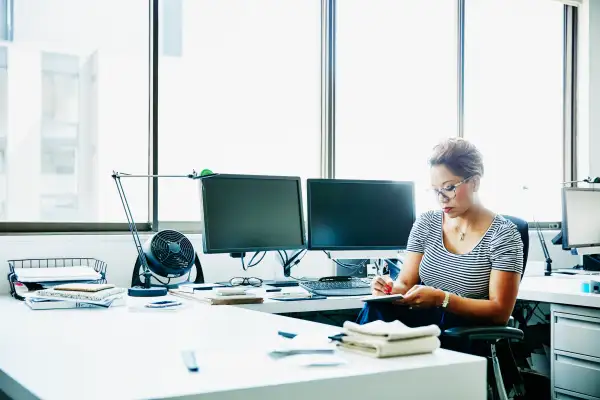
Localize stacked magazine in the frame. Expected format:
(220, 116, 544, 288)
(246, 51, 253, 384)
(25, 283, 126, 310)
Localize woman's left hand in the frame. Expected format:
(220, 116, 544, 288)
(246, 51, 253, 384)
(397, 285, 445, 308)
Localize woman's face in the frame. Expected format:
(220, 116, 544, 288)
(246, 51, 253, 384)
(430, 164, 476, 218)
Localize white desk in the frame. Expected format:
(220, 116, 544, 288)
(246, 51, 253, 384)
(238, 275, 600, 315)
(0, 297, 486, 400)
(518, 275, 600, 308)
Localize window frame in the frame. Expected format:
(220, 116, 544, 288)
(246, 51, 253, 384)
(0, 0, 574, 233)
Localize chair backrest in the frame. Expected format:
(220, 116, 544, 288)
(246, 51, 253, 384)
(501, 215, 529, 277)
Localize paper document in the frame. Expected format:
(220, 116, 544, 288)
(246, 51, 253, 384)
(14, 267, 102, 282)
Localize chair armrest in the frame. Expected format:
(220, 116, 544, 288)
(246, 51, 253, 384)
(443, 326, 524, 341)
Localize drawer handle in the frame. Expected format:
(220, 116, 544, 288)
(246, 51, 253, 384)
(557, 354, 600, 371)
(556, 316, 600, 330)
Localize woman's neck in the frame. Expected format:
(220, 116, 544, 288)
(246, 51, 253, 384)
(453, 204, 488, 230)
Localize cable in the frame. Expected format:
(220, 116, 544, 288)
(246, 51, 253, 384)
(523, 302, 539, 325)
(332, 259, 367, 271)
(247, 252, 259, 266)
(282, 249, 308, 277)
(140, 270, 168, 286)
(323, 251, 367, 269)
(507, 341, 526, 396)
(277, 250, 286, 265)
(240, 255, 246, 271)
(247, 252, 266, 268)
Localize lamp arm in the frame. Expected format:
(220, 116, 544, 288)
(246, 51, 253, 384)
(112, 174, 152, 288)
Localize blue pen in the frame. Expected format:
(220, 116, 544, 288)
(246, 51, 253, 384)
(278, 331, 297, 339)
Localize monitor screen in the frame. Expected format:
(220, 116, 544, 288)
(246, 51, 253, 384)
(200, 175, 306, 253)
(307, 179, 415, 250)
(562, 188, 600, 249)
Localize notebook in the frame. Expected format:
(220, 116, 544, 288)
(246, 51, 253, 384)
(169, 289, 263, 305)
(35, 287, 126, 301)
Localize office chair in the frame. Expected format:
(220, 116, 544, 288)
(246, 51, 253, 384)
(443, 215, 529, 400)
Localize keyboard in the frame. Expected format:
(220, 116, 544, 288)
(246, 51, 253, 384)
(300, 277, 372, 297)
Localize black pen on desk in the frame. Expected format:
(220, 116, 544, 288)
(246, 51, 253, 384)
(181, 350, 199, 372)
(278, 331, 297, 339)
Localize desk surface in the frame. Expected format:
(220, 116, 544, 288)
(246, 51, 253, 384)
(239, 275, 600, 314)
(518, 275, 600, 308)
(0, 297, 485, 400)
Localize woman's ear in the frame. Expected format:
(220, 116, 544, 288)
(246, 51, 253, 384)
(471, 176, 481, 192)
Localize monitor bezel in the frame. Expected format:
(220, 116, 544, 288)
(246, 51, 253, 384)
(201, 174, 306, 254)
(306, 178, 416, 251)
(561, 187, 600, 250)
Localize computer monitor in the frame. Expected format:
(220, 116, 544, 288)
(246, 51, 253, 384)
(562, 188, 600, 249)
(200, 174, 306, 254)
(307, 179, 415, 251)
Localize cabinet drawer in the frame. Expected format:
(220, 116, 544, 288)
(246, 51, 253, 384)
(555, 352, 600, 397)
(554, 312, 600, 358)
(556, 387, 600, 400)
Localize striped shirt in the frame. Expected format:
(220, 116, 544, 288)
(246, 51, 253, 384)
(406, 210, 523, 300)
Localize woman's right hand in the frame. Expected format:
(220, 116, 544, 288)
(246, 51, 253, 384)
(371, 275, 394, 296)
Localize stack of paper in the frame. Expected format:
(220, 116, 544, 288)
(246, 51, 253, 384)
(25, 284, 126, 310)
(337, 320, 441, 358)
(14, 267, 102, 283)
(268, 334, 346, 366)
(269, 334, 336, 358)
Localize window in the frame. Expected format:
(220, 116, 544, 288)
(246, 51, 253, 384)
(40, 194, 78, 221)
(335, 0, 458, 214)
(464, 0, 564, 222)
(158, 0, 321, 222)
(0, 147, 4, 174)
(0, 46, 6, 139)
(161, 0, 183, 57)
(41, 139, 76, 175)
(1, 0, 149, 222)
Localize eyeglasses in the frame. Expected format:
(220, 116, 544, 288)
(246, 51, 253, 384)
(431, 176, 472, 201)
(229, 277, 263, 287)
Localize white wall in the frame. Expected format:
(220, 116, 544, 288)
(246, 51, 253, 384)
(0, 230, 578, 296)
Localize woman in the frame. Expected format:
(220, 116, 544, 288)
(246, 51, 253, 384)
(359, 138, 523, 329)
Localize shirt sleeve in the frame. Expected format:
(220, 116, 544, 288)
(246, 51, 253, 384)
(406, 211, 433, 254)
(490, 221, 524, 274)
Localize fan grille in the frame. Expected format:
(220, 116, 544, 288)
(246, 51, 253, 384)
(150, 230, 195, 270)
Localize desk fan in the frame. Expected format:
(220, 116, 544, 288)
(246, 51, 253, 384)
(131, 229, 205, 293)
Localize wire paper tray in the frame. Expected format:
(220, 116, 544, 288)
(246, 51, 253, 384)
(7, 258, 108, 301)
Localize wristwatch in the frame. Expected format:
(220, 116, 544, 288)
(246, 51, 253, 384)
(441, 291, 450, 308)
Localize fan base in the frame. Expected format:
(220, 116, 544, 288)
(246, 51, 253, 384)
(128, 286, 168, 297)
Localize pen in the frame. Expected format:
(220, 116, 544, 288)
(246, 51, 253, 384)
(181, 350, 199, 372)
(278, 331, 297, 339)
(328, 333, 346, 342)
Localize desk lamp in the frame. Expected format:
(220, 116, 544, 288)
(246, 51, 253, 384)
(112, 169, 217, 297)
